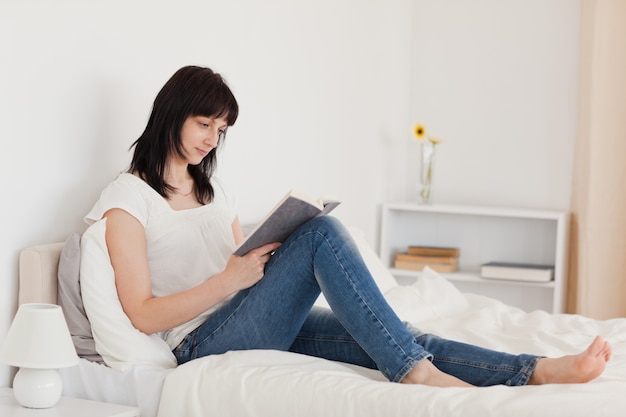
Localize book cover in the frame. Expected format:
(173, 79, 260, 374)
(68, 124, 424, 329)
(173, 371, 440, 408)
(233, 190, 340, 256)
(480, 262, 554, 282)
(407, 246, 460, 257)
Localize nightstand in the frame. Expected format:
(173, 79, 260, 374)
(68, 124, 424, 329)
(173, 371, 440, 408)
(0, 387, 140, 416)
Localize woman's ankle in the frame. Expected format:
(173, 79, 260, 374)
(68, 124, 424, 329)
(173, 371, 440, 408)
(401, 359, 473, 387)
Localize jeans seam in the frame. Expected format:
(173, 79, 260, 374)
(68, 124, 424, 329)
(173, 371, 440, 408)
(296, 333, 357, 342)
(433, 356, 521, 372)
(432, 354, 540, 386)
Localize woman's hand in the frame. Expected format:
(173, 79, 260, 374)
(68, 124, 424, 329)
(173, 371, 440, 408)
(222, 242, 281, 291)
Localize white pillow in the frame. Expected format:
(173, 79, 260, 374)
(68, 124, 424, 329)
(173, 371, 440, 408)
(80, 219, 177, 371)
(384, 267, 470, 324)
(315, 226, 398, 309)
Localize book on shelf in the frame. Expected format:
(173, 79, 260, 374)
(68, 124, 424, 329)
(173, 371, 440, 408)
(234, 190, 340, 256)
(395, 252, 459, 264)
(407, 246, 460, 257)
(393, 249, 460, 273)
(480, 262, 554, 282)
(393, 258, 459, 273)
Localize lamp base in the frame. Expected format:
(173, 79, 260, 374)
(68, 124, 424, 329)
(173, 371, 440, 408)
(13, 368, 63, 408)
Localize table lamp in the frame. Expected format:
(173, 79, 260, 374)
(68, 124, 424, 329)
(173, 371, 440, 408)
(0, 303, 79, 408)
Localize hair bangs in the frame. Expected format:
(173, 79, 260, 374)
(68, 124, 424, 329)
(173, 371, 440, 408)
(190, 73, 239, 126)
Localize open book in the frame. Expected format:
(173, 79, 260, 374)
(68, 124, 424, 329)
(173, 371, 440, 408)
(234, 190, 341, 256)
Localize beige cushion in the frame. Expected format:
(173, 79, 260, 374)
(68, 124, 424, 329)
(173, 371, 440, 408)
(18, 242, 64, 305)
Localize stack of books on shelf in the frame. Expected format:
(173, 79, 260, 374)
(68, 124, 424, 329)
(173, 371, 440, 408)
(480, 262, 554, 282)
(393, 246, 460, 273)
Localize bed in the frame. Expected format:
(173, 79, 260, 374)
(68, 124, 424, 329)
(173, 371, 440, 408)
(15, 229, 626, 417)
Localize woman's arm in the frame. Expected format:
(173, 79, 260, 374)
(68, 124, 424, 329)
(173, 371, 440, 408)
(231, 215, 245, 245)
(103, 208, 279, 335)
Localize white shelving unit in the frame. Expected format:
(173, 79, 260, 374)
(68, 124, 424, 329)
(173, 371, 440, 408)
(379, 203, 569, 313)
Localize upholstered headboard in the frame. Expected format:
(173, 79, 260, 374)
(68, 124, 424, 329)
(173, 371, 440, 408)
(18, 242, 64, 305)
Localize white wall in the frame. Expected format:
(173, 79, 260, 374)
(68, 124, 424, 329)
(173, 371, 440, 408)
(408, 0, 580, 209)
(0, 0, 580, 387)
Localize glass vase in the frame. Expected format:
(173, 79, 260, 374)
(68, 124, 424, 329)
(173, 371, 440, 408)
(419, 141, 435, 204)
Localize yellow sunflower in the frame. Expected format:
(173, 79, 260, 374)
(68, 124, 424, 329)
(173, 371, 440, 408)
(413, 124, 426, 141)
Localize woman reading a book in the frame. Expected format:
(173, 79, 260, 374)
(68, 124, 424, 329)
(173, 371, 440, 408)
(85, 65, 611, 388)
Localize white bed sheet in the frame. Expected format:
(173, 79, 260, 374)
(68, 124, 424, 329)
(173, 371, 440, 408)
(60, 359, 171, 417)
(157, 273, 626, 417)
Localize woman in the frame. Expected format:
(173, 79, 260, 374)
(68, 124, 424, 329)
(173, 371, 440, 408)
(86, 65, 611, 387)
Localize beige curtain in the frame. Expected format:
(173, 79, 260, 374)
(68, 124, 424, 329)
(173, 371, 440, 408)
(568, 0, 626, 319)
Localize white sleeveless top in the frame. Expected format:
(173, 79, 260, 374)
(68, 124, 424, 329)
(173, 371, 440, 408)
(85, 173, 238, 349)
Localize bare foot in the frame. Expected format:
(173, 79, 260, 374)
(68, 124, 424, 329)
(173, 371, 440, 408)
(401, 359, 473, 387)
(529, 336, 612, 385)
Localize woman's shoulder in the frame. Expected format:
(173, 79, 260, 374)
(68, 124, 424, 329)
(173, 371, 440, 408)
(108, 172, 164, 199)
(114, 171, 146, 187)
(84, 172, 157, 225)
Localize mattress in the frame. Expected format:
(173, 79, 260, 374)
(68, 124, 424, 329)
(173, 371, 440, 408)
(59, 358, 170, 417)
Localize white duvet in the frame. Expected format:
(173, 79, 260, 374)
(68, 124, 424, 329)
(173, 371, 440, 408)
(156, 269, 626, 417)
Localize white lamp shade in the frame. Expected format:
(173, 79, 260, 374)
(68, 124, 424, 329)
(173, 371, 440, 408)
(0, 303, 79, 369)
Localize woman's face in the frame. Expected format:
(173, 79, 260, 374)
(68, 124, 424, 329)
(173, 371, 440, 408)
(179, 115, 229, 165)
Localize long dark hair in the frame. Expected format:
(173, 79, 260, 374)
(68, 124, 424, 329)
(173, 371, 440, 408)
(129, 66, 239, 203)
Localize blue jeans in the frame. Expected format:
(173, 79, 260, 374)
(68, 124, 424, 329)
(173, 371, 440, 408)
(173, 216, 539, 385)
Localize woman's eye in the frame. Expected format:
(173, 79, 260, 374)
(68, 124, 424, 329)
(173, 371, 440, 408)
(199, 122, 209, 128)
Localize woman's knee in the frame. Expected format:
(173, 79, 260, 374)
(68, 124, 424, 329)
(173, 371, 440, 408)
(305, 216, 348, 238)
(274, 216, 353, 262)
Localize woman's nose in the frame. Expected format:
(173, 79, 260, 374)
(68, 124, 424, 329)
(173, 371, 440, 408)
(205, 129, 219, 146)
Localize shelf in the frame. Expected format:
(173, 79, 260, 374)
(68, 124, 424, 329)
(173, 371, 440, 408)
(383, 202, 566, 220)
(389, 268, 557, 288)
(379, 203, 569, 313)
